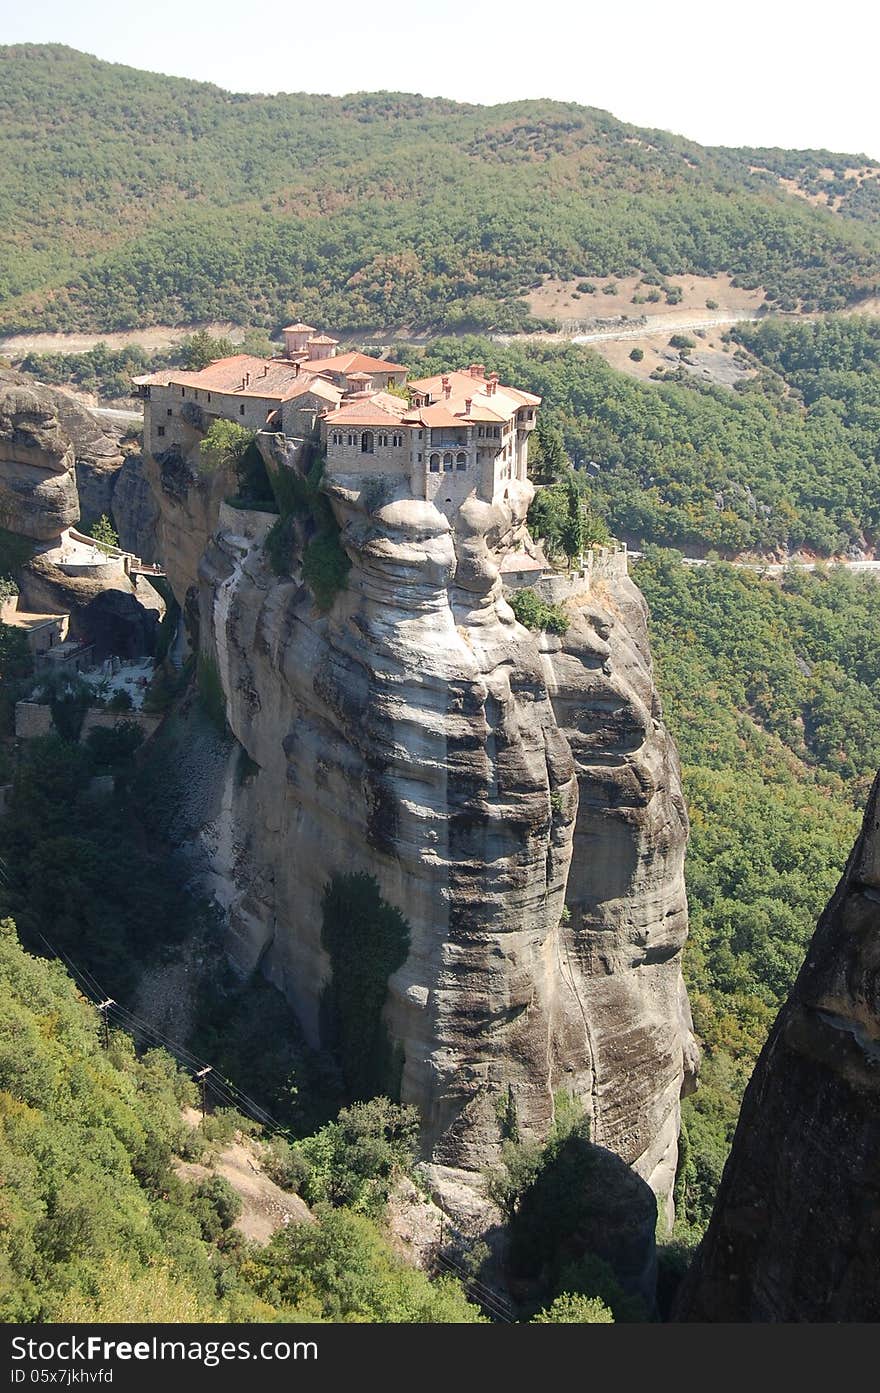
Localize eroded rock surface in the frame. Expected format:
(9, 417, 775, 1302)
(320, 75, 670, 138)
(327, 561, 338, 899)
(677, 776, 880, 1322)
(142, 428, 697, 1222)
(0, 374, 80, 539)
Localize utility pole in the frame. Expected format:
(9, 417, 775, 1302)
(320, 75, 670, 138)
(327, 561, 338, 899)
(97, 999, 115, 1049)
(195, 1066, 212, 1122)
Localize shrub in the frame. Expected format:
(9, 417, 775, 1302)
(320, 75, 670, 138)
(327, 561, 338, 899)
(107, 688, 133, 711)
(629, 348, 644, 362)
(706, 298, 719, 309)
(577, 281, 596, 294)
(602, 282, 619, 295)
(509, 588, 569, 635)
(85, 721, 144, 771)
(198, 419, 254, 479)
(532, 1292, 614, 1323)
(295, 1097, 420, 1214)
(669, 334, 696, 350)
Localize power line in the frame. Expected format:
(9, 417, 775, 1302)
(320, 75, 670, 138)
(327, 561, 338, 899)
(36, 930, 294, 1136)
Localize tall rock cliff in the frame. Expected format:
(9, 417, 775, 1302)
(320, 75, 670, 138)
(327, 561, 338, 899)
(149, 437, 696, 1219)
(677, 775, 880, 1322)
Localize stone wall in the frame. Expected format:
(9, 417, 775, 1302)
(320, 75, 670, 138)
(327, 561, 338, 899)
(14, 701, 162, 741)
(14, 702, 54, 738)
(533, 545, 629, 606)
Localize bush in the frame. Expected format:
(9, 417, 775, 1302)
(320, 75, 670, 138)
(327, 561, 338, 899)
(509, 588, 569, 635)
(577, 281, 596, 294)
(85, 721, 144, 771)
(532, 1292, 614, 1323)
(629, 348, 644, 362)
(198, 419, 254, 479)
(669, 334, 697, 350)
(107, 688, 133, 711)
(295, 1098, 420, 1214)
(706, 298, 719, 309)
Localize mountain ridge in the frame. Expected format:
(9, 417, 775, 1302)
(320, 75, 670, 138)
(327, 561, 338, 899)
(2, 44, 879, 334)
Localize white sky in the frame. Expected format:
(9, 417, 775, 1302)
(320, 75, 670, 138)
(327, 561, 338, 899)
(5, 0, 880, 159)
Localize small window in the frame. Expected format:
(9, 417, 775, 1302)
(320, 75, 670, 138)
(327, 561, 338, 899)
(456, 453, 466, 471)
(443, 453, 453, 472)
(417, 453, 422, 463)
(239, 404, 245, 415)
(378, 433, 387, 447)
(429, 454, 440, 472)
(166, 407, 172, 417)
(181, 388, 185, 397)
(418, 430, 423, 440)
(157, 425, 166, 437)
(478, 426, 484, 437)
(393, 434, 403, 448)
(207, 393, 211, 402)
(348, 434, 355, 446)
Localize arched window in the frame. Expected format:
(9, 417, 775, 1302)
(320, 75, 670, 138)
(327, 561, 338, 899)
(378, 433, 387, 447)
(443, 453, 453, 472)
(456, 453, 467, 471)
(429, 453, 440, 472)
(361, 431, 374, 454)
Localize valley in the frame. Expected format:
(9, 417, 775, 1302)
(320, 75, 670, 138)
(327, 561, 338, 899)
(1, 40, 879, 1330)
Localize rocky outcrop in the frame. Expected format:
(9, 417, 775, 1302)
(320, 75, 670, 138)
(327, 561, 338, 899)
(677, 775, 880, 1322)
(539, 574, 696, 1217)
(141, 426, 697, 1226)
(143, 444, 235, 612)
(111, 453, 159, 562)
(0, 374, 80, 539)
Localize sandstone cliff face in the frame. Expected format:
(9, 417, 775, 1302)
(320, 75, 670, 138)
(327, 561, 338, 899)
(0, 371, 157, 559)
(677, 777, 880, 1322)
(111, 454, 159, 562)
(147, 431, 696, 1220)
(0, 375, 80, 539)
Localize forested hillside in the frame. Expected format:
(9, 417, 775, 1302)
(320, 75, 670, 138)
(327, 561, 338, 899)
(0, 915, 486, 1322)
(2, 44, 880, 332)
(402, 317, 880, 555)
(634, 555, 875, 1237)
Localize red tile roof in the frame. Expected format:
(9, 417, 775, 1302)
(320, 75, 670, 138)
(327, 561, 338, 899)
(408, 368, 540, 422)
(301, 351, 408, 377)
(324, 390, 411, 427)
(135, 354, 344, 405)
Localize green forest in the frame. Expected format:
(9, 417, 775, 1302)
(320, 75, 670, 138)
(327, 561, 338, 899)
(1, 45, 880, 333)
(401, 317, 880, 555)
(633, 554, 872, 1237)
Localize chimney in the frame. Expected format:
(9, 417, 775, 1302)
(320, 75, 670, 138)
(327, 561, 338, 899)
(261, 364, 269, 378)
(442, 375, 451, 399)
(464, 397, 472, 415)
(245, 372, 251, 387)
(294, 362, 301, 377)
